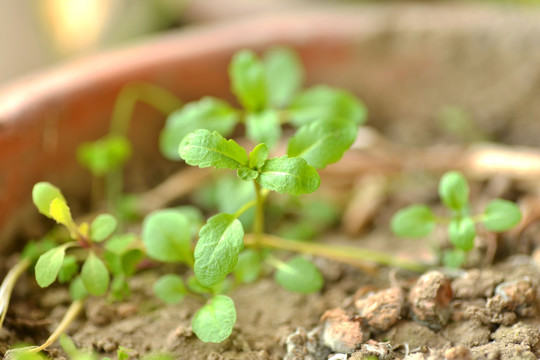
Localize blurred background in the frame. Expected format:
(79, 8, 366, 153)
(1, 0, 537, 85)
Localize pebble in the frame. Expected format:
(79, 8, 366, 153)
(349, 339, 392, 360)
(320, 308, 369, 354)
(444, 345, 473, 360)
(408, 271, 453, 329)
(355, 287, 404, 331)
(492, 278, 537, 316)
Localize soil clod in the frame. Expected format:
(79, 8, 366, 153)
(408, 271, 453, 330)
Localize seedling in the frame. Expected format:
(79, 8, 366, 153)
(391, 171, 522, 267)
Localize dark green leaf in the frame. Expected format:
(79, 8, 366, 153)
(77, 135, 131, 176)
(179, 129, 248, 170)
(194, 213, 244, 287)
(90, 214, 117, 242)
(274, 256, 323, 294)
(154, 274, 187, 304)
(159, 97, 239, 160)
(257, 156, 320, 195)
(288, 86, 367, 126)
(448, 217, 476, 251)
(287, 118, 357, 169)
(229, 50, 266, 111)
(142, 210, 193, 264)
(482, 199, 522, 232)
(264, 47, 303, 108)
(237, 167, 259, 181)
(121, 249, 143, 276)
(192, 295, 236, 343)
(81, 252, 110, 296)
(69, 276, 88, 300)
(35, 244, 71, 287)
(391, 205, 436, 238)
(58, 255, 79, 284)
(246, 110, 281, 148)
(32, 182, 65, 218)
(439, 171, 469, 211)
(233, 250, 261, 284)
(248, 143, 269, 169)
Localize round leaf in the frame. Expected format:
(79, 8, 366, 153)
(32, 182, 65, 218)
(142, 210, 193, 264)
(154, 274, 187, 304)
(81, 252, 110, 296)
(248, 143, 269, 169)
(257, 156, 320, 195)
(90, 214, 117, 242)
(229, 50, 267, 111)
(274, 256, 323, 294)
(77, 135, 131, 176)
(237, 167, 259, 181)
(391, 205, 436, 238)
(264, 47, 303, 108)
(482, 199, 522, 232)
(438, 171, 469, 211)
(448, 217, 476, 251)
(69, 276, 88, 300)
(35, 245, 69, 287)
(192, 295, 236, 343)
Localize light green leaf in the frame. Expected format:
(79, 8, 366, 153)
(154, 274, 187, 304)
(194, 213, 244, 287)
(179, 129, 248, 170)
(142, 210, 193, 264)
(229, 50, 266, 111)
(287, 118, 357, 169)
(89, 214, 117, 242)
(81, 252, 110, 296)
(104, 233, 137, 254)
(246, 110, 281, 148)
(257, 156, 320, 195)
(443, 249, 467, 269)
(233, 250, 261, 284)
(35, 244, 71, 287)
(248, 143, 269, 169)
(439, 171, 470, 211)
(274, 256, 323, 294)
(77, 135, 131, 176)
(237, 167, 259, 181)
(482, 199, 522, 232)
(58, 255, 79, 284)
(192, 295, 236, 343)
(448, 217, 476, 251)
(391, 205, 436, 238)
(159, 97, 239, 160)
(187, 275, 212, 295)
(172, 206, 205, 237)
(32, 182, 65, 218)
(288, 86, 367, 126)
(69, 276, 88, 300)
(264, 47, 303, 108)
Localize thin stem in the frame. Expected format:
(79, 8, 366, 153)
(233, 199, 257, 218)
(252, 182, 267, 247)
(244, 234, 428, 273)
(0, 258, 31, 328)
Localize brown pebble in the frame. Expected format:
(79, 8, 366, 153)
(355, 287, 404, 331)
(408, 271, 453, 329)
(444, 345, 472, 360)
(321, 308, 369, 353)
(493, 278, 536, 316)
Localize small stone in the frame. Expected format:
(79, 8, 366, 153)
(320, 308, 369, 354)
(355, 287, 404, 331)
(444, 345, 472, 360)
(408, 271, 453, 329)
(349, 339, 392, 360)
(492, 278, 536, 316)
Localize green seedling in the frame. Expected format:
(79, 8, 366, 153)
(391, 171, 522, 267)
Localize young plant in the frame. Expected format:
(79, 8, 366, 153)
(391, 171, 522, 267)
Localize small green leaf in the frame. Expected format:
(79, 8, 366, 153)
(49, 197, 73, 228)
(69, 276, 88, 300)
(439, 171, 470, 211)
(160, 97, 239, 160)
(287, 118, 357, 169)
(258, 156, 320, 195)
(142, 210, 193, 264)
(391, 205, 436, 238)
(274, 256, 323, 294)
(237, 167, 259, 181)
(35, 244, 71, 287)
(443, 249, 467, 268)
(21, 237, 56, 263)
(77, 135, 131, 176)
(90, 214, 117, 242)
(154, 274, 187, 304)
(264, 47, 303, 108)
(59, 334, 79, 358)
(81, 252, 110, 296)
(192, 295, 236, 343)
(172, 206, 205, 237)
(248, 143, 269, 169)
(32, 182, 65, 218)
(58, 255, 79, 284)
(482, 199, 522, 232)
(187, 275, 212, 294)
(245, 110, 281, 148)
(194, 213, 244, 287)
(233, 250, 261, 284)
(105, 233, 138, 254)
(288, 86, 367, 126)
(121, 249, 143, 276)
(179, 129, 248, 170)
(448, 217, 476, 251)
(229, 50, 266, 111)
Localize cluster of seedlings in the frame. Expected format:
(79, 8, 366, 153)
(0, 47, 524, 359)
